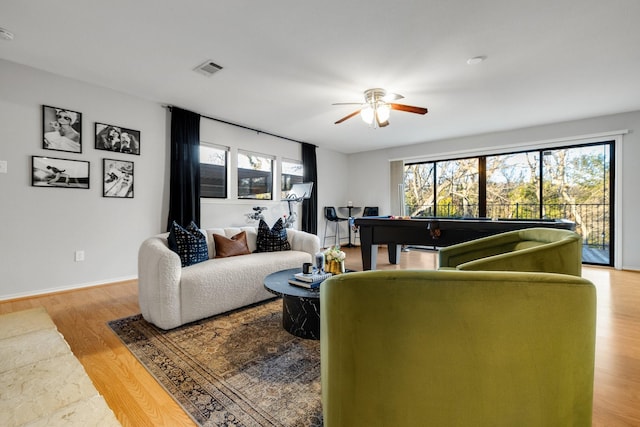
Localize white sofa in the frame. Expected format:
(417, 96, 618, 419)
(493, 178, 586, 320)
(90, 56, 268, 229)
(138, 226, 320, 330)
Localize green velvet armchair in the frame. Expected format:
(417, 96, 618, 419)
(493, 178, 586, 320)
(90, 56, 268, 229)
(438, 227, 582, 276)
(321, 270, 596, 426)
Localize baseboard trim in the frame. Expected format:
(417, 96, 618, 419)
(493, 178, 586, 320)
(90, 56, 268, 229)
(0, 275, 137, 302)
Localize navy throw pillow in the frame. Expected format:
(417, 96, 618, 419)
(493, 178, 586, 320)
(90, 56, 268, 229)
(255, 218, 292, 252)
(168, 221, 209, 267)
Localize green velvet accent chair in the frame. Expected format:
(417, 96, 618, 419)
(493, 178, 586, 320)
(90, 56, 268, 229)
(321, 270, 596, 426)
(438, 227, 582, 276)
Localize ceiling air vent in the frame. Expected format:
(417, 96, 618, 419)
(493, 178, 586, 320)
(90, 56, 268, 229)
(194, 60, 223, 77)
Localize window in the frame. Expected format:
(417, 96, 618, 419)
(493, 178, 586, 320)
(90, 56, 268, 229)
(404, 162, 434, 216)
(200, 144, 228, 198)
(237, 151, 273, 199)
(404, 158, 479, 217)
(281, 160, 303, 199)
(541, 145, 612, 259)
(486, 152, 540, 218)
(436, 158, 479, 217)
(403, 141, 614, 265)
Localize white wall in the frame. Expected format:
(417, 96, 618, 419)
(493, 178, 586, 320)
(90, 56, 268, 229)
(0, 59, 168, 298)
(0, 59, 351, 299)
(197, 118, 351, 245)
(316, 147, 350, 245)
(347, 111, 640, 270)
(199, 118, 302, 229)
(346, 149, 392, 215)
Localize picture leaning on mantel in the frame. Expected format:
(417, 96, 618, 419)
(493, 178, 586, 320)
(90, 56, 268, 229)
(42, 105, 82, 154)
(32, 156, 90, 189)
(95, 122, 140, 155)
(103, 158, 134, 198)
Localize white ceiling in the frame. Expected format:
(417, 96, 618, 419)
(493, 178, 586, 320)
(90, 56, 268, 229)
(2, 0, 640, 154)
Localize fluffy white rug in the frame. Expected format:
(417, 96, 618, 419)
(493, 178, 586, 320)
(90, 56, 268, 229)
(0, 307, 120, 426)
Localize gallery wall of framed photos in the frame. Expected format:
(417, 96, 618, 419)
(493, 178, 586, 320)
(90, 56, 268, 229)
(35, 104, 139, 198)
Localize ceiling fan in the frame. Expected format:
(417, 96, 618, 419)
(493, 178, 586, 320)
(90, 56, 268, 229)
(333, 88, 428, 128)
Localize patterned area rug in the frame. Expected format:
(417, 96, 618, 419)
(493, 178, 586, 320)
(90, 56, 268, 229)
(108, 299, 322, 426)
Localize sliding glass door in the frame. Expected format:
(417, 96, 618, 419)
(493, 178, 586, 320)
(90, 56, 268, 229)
(403, 141, 614, 265)
(541, 144, 612, 264)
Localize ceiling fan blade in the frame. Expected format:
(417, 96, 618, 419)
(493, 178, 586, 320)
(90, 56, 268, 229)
(335, 109, 361, 124)
(383, 92, 404, 102)
(375, 110, 389, 128)
(332, 102, 362, 106)
(390, 103, 428, 115)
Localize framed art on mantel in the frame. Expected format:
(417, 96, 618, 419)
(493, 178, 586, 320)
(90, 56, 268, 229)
(42, 105, 82, 153)
(95, 123, 140, 155)
(31, 156, 90, 189)
(103, 158, 134, 198)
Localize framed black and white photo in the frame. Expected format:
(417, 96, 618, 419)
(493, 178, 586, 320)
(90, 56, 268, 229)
(95, 122, 140, 155)
(42, 105, 82, 153)
(103, 158, 134, 198)
(32, 156, 90, 189)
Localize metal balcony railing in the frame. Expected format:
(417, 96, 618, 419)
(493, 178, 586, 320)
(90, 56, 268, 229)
(412, 203, 610, 251)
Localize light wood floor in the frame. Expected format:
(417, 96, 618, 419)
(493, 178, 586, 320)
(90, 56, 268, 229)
(1, 247, 639, 426)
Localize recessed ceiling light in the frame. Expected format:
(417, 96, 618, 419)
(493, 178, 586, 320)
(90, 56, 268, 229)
(0, 27, 15, 41)
(467, 56, 486, 65)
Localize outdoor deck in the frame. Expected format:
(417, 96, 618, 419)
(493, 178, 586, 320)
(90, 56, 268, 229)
(404, 245, 611, 266)
(583, 246, 610, 265)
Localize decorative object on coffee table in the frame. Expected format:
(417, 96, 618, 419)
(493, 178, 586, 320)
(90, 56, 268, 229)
(324, 246, 345, 275)
(288, 270, 332, 289)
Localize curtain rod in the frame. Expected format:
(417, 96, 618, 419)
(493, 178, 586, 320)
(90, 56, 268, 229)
(165, 105, 316, 147)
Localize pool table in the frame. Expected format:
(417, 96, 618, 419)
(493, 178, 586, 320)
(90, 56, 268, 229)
(354, 216, 575, 270)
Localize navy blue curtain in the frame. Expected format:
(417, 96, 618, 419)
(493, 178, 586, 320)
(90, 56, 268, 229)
(301, 142, 318, 234)
(167, 107, 201, 231)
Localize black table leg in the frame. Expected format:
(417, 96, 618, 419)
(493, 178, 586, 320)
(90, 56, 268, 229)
(359, 227, 377, 270)
(388, 244, 401, 264)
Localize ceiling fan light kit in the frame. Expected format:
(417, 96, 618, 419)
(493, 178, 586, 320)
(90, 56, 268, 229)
(334, 88, 427, 128)
(361, 88, 391, 127)
(361, 102, 390, 126)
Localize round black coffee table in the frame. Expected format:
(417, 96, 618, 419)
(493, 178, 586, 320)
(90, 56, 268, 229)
(264, 268, 322, 340)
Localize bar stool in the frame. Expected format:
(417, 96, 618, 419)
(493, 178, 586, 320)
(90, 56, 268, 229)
(363, 206, 379, 217)
(352, 206, 379, 245)
(323, 206, 348, 247)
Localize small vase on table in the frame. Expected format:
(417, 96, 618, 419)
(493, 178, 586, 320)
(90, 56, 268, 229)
(326, 260, 345, 275)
